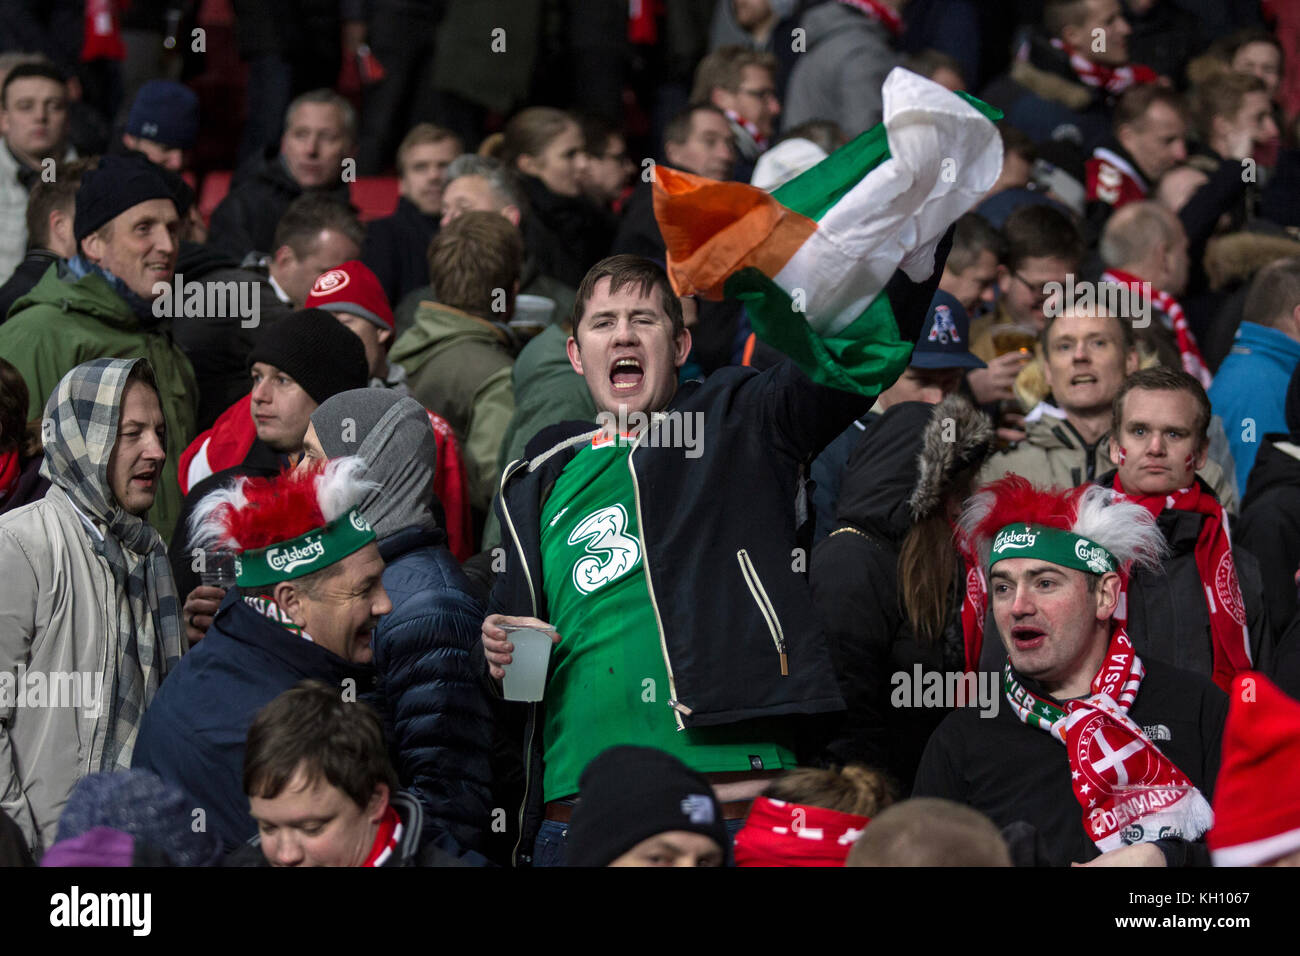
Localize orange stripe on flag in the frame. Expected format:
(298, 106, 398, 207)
(652, 165, 817, 300)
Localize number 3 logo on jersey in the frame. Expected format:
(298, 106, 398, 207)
(568, 505, 641, 594)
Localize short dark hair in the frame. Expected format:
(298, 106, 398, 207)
(999, 125, 1038, 164)
(1243, 256, 1300, 329)
(26, 157, 90, 249)
(1043, 0, 1091, 39)
(243, 680, 398, 809)
(395, 123, 461, 176)
(1111, 364, 1212, 447)
(947, 213, 1005, 274)
(572, 255, 685, 339)
(271, 194, 364, 258)
(1002, 203, 1084, 273)
(428, 210, 524, 318)
(1113, 85, 1187, 133)
(664, 103, 727, 148)
(0, 357, 37, 457)
(1, 62, 66, 109)
(578, 113, 622, 158)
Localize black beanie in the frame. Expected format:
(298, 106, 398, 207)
(74, 155, 177, 241)
(247, 309, 370, 405)
(566, 746, 732, 867)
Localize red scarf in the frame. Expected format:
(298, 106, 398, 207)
(1101, 269, 1212, 389)
(627, 0, 663, 44)
(733, 797, 870, 866)
(0, 448, 20, 503)
(1049, 38, 1157, 95)
(724, 108, 769, 153)
(362, 805, 402, 867)
(82, 0, 126, 61)
(958, 547, 988, 673)
(836, 0, 903, 39)
(1086, 147, 1148, 209)
(1111, 475, 1252, 690)
(1005, 628, 1214, 851)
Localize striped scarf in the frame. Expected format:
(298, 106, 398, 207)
(1101, 269, 1212, 388)
(1005, 628, 1213, 852)
(1048, 38, 1158, 95)
(41, 358, 184, 770)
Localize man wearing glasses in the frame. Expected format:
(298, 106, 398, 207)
(969, 203, 1085, 364)
(690, 46, 783, 183)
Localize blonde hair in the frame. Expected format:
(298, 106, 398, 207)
(762, 765, 896, 817)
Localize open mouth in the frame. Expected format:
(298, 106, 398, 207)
(130, 472, 158, 487)
(1070, 374, 1097, 385)
(610, 356, 644, 392)
(1011, 626, 1046, 650)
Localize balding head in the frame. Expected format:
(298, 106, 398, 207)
(1100, 200, 1189, 296)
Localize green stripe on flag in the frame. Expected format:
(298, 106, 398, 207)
(743, 92, 1002, 397)
(773, 92, 1002, 220)
(724, 266, 913, 397)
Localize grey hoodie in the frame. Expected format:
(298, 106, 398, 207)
(312, 390, 438, 541)
(783, 1, 902, 137)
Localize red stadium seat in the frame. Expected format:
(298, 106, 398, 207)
(350, 176, 400, 222)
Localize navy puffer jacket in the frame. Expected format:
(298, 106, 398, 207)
(373, 526, 493, 854)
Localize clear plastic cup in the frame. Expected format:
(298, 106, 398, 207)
(199, 550, 237, 589)
(500, 626, 555, 702)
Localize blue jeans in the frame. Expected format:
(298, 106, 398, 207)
(532, 817, 746, 867)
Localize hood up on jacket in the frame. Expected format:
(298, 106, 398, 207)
(1241, 365, 1300, 510)
(836, 396, 993, 544)
(311, 389, 438, 540)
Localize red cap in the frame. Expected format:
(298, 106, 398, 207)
(1208, 672, 1300, 865)
(305, 260, 394, 332)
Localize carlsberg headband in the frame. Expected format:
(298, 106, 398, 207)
(989, 523, 1117, 575)
(234, 508, 376, 588)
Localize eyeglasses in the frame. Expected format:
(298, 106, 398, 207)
(1012, 271, 1054, 307)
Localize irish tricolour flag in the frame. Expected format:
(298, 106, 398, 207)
(653, 68, 1003, 396)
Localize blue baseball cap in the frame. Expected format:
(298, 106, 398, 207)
(910, 290, 986, 370)
(125, 80, 199, 150)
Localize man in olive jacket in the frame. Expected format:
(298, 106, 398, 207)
(0, 155, 198, 539)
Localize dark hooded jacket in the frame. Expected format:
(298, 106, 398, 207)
(810, 398, 991, 790)
(312, 390, 493, 854)
(980, 33, 1111, 156)
(208, 146, 353, 259)
(132, 590, 376, 851)
(1237, 368, 1300, 640)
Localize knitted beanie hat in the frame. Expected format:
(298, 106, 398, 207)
(566, 746, 731, 867)
(54, 770, 223, 866)
(246, 308, 369, 404)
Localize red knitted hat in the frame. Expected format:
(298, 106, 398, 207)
(305, 260, 395, 332)
(1208, 672, 1300, 866)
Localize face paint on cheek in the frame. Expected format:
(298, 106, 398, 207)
(1183, 453, 1195, 469)
(1117, 446, 1127, 465)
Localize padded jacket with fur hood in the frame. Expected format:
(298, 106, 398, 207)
(811, 397, 992, 791)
